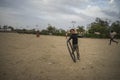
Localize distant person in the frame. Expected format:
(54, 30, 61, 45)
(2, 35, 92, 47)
(109, 30, 118, 45)
(67, 29, 80, 61)
(36, 30, 40, 37)
(66, 30, 70, 39)
(66, 32, 68, 39)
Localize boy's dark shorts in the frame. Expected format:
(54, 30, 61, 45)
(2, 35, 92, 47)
(73, 44, 78, 51)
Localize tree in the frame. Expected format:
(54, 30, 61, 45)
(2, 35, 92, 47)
(110, 20, 120, 38)
(8, 26, 14, 31)
(87, 18, 109, 38)
(47, 25, 56, 34)
(41, 29, 49, 35)
(77, 26, 85, 33)
(3, 25, 8, 31)
(56, 29, 66, 36)
(110, 21, 120, 33)
(0, 25, 1, 29)
(88, 18, 109, 34)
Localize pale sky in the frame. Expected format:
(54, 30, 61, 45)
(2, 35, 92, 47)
(0, 0, 120, 30)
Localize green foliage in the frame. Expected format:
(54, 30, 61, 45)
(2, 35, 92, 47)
(41, 25, 66, 36)
(110, 21, 120, 33)
(1, 17, 120, 38)
(88, 18, 109, 34)
(8, 26, 14, 31)
(47, 25, 56, 34)
(84, 33, 108, 38)
(110, 21, 120, 38)
(15, 29, 36, 34)
(77, 26, 85, 33)
(87, 17, 110, 38)
(40, 29, 49, 35)
(0, 25, 14, 32)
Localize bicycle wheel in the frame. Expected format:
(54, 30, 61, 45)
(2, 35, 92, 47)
(67, 41, 76, 62)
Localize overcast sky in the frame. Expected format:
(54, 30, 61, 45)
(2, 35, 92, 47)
(0, 0, 120, 30)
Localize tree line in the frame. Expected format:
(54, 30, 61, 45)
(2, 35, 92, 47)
(86, 18, 120, 38)
(0, 17, 120, 38)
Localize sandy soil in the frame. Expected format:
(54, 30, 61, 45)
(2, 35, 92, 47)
(0, 33, 120, 80)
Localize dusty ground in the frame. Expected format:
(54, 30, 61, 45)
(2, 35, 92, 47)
(0, 33, 120, 80)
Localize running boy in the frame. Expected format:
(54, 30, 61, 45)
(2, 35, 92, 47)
(67, 29, 80, 60)
(109, 30, 118, 45)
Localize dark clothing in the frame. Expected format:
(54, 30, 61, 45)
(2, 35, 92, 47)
(109, 37, 118, 45)
(73, 44, 78, 51)
(68, 34, 78, 45)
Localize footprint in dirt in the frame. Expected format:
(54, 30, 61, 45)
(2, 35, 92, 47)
(82, 66, 94, 70)
(82, 67, 85, 70)
(90, 66, 94, 69)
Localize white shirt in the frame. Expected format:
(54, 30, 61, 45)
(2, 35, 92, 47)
(110, 32, 116, 38)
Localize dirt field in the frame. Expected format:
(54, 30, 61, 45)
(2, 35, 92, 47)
(0, 33, 120, 80)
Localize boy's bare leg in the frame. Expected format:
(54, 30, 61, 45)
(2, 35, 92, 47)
(109, 38, 113, 45)
(76, 46, 80, 60)
(72, 49, 76, 62)
(112, 39, 118, 44)
(110, 38, 119, 45)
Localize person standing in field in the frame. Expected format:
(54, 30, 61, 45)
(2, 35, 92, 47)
(66, 30, 70, 39)
(66, 32, 68, 39)
(36, 30, 40, 37)
(67, 29, 80, 60)
(109, 30, 118, 45)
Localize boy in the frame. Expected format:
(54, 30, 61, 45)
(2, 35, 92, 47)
(67, 29, 80, 60)
(36, 30, 40, 37)
(109, 30, 118, 45)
